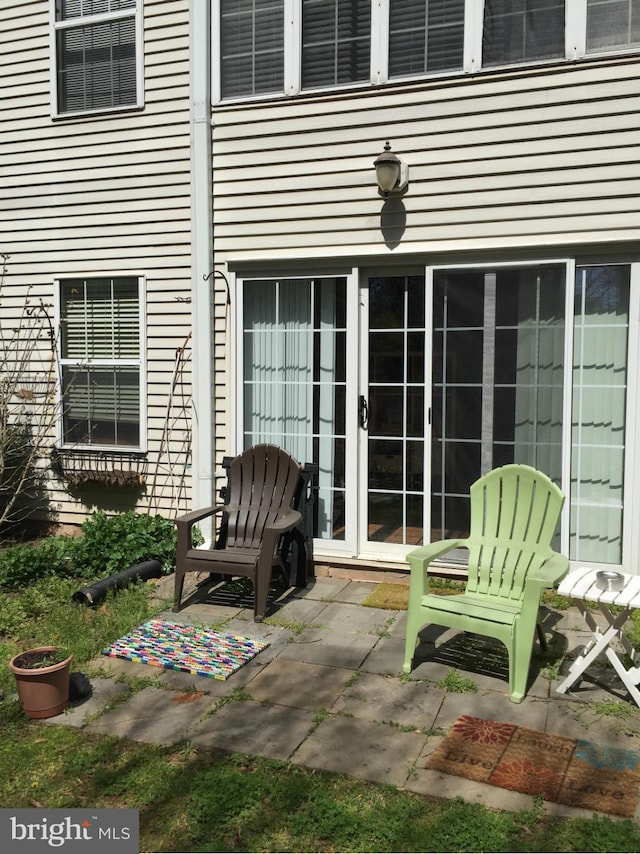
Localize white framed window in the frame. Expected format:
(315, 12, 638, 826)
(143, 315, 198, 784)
(482, 0, 565, 67)
(213, 0, 640, 102)
(57, 276, 146, 451)
(51, 0, 143, 117)
(585, 0, 640, 53)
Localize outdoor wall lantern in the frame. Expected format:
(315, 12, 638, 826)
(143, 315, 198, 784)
(374, 141, 409, 197)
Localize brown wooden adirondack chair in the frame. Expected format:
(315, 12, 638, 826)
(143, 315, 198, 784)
(173, 444, 302, 621)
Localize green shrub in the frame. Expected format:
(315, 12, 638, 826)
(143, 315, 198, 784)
(71, 511, 180, 577)
(0, 536, 75, 589)
(0, 512, 196, 591)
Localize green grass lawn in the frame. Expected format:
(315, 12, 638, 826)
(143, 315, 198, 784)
(1, 573, 640, 852)
(1, 700, 639, 854)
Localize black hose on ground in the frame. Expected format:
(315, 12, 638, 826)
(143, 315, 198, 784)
(72, 559, 163, 606)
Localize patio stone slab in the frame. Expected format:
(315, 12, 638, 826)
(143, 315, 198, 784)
(359, 634, 406, 676)
(388, 610, 408, 637)
(433, 688, 550, 733)
(43, 677, 129, 728)
(331, 671, 445, 731)
(545, 695, 640, 746)
(264, 595, 331, 625)
(190, 699, 315, 761)
(87, 654, 167, 682)
(308, 600, 398, 636)
(277, 626, 378, 669)
(333, 581, 378, 604)
(295, 577, 351, 601)
(291, 714, 427, 787)
(162, 602, 244, 623)
(85, 685, 217, 745)
(244, 658, 355, 711)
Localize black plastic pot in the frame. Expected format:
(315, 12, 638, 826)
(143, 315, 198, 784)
(72, 559, 163, 606)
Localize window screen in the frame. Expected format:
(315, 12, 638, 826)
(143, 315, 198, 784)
(60, 278, 141, 448)
(220, 0, 284, 99)
(482, 0, 565, 66)
(301, 0, 371, 89)
(586, 0, 640, 52)
(54, 0, 138, 114)
(389, 0, 465, 77)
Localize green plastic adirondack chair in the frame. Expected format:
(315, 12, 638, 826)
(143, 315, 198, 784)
(403, 464, 568, 703)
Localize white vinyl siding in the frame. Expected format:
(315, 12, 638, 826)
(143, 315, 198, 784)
(211, 58, 640, 262)
(51, 0, 143, 117)
(1, 0, 192, 524)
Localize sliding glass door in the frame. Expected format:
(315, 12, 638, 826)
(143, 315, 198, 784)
(237, 261, 637, 570)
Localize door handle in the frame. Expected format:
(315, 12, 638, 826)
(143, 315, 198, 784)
(359, 395, 369, 429)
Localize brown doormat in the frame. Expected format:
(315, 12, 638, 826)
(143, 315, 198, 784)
(427, 715, 640, 818)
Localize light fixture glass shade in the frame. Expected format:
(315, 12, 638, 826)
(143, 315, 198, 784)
(375, 161, 400, 193)
(374, 141, 407, 197)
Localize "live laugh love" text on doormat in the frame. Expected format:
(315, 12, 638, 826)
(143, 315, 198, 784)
(427, 715, 640, 817)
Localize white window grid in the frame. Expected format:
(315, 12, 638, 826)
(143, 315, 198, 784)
(50, 0, 144, 118)
(213, 0, 639, 103)
(54, 275, 147, 453)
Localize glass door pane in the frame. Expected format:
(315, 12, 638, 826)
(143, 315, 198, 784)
(571, 265, 630, 563)
(431, 265, 565, 542)
(242, 277, 347, 541)
(366, 275, 426, 546)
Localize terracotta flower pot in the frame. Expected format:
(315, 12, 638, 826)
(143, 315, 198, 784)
(8, 647, 73, 719)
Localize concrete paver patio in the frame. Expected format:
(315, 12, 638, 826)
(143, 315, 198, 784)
(47, 575, 640, 822)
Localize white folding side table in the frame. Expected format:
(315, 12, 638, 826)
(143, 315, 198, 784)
(556, 566, 640, 707)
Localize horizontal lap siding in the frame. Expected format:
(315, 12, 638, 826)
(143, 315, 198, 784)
(0, 0, 193, 527)
(211, 58, 640, 261)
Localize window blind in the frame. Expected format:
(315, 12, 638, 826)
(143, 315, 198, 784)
(586, 0, 640, 51)
(56, 0, 136, 21)
(57, 18, 136, 112)
(60, 278, 141, 448)
(220, 0, 284, 99)
(389, 0, 465, 77)
(301, 0, 371, 89)
(482, 0, 565, 66)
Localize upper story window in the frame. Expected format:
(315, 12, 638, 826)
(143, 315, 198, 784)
(52, 0, 143, 117)
(214, 0, 640, 102)
(220, 0, 284, 99)
(301, 0, 371, 88)
(586, 0, 640, 52)
(482, 0, 565, 67)
(389, 0, 465, 77)
(58, 277, 145, 451)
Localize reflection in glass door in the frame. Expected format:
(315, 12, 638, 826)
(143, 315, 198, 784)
(365, 275, 426, 546)
(431, 266, 566, 542)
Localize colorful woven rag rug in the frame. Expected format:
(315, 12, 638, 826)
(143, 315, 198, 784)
(101, 619, 269, 680)
(427, 715, 640, 818)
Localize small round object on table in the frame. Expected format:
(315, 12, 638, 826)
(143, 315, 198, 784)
(595, 570, 625, 592)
